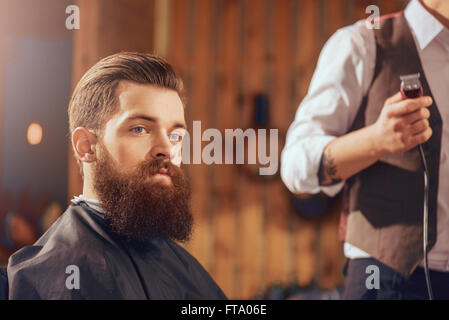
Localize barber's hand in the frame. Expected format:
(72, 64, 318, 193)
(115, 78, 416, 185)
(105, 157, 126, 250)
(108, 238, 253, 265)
(373, 91, 433, 155)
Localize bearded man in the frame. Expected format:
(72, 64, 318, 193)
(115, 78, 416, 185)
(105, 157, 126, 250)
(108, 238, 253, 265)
(6, 52, 226, 300)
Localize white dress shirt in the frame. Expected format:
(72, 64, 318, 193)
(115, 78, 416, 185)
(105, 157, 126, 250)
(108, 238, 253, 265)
(281, 0, 449, 271)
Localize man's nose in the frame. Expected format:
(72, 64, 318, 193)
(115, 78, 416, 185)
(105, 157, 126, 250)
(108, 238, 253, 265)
(150, 133, 172, 160)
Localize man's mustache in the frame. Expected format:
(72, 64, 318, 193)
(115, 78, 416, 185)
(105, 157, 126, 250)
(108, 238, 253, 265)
(138, 159, 176, 177)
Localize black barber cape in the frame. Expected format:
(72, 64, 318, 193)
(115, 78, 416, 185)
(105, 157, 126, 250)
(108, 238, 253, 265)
(7, 202, 226, 300)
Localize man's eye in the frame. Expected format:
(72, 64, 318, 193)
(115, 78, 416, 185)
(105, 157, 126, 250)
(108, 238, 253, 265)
(169, 133, 183, 142)
(131, 127, 147, 134)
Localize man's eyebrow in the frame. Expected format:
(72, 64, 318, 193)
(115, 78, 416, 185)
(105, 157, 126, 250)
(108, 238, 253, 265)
(125, 114, 187, 129)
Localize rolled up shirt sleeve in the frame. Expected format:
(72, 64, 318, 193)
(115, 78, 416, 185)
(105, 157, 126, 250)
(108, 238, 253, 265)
(281, 20, 376, 197)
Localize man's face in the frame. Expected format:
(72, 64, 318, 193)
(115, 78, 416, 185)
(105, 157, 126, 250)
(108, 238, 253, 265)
(101, 81, 187, 183)
(90, 81, 193, 243)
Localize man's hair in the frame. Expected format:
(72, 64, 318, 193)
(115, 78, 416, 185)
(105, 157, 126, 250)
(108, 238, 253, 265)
(68, 52, 184, 175)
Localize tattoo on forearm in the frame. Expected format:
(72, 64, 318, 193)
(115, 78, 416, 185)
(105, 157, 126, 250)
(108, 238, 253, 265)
(318, 147, 342, 186)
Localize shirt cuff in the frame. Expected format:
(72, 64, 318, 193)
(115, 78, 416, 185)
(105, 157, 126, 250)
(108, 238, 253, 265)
(282, 135, 345, 196)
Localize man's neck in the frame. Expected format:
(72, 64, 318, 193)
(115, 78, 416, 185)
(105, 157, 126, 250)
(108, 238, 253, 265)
(421, 0, 449, 29)
(82, 169, 100, 200)
(83, 184, 99, 201)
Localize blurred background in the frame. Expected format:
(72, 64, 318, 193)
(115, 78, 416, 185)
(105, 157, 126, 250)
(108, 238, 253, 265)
(0, 0, 408, 299)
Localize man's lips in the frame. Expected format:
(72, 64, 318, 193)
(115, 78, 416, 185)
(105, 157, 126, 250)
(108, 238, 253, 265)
(156, 168, 170, 176)
(150, 168, 171, 179)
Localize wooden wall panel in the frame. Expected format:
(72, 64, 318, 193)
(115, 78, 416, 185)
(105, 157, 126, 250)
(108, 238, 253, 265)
(181, 0, 216, 274)
(0, 31, 5, 188)
(325, 0, 346, 38)
(316, 0, 347, 290)
(291, 0, 321, 288)
(167, 0, 188, 70)
(381, 0, 407, 14)
(264, 0, 294, 288)
(211, 0, 240, 298)
(0, 0, 6, 185)
(237, 0, 266, 299)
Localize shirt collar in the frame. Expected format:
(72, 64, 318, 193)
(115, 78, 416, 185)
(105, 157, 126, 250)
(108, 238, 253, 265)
(405, 0, 446, 50)
(71, 194, 104, 213)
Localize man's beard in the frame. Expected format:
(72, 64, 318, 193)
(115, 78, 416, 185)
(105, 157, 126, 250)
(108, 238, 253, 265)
(92, 146, 193, 244)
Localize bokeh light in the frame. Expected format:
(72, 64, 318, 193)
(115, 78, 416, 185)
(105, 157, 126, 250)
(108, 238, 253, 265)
(26, 122, 43, 145)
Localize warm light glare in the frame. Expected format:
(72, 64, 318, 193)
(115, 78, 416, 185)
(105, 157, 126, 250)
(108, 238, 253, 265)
(27, 123, 43, 145)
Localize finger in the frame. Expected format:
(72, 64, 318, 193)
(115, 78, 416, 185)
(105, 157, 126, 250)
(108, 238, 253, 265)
(388, 96, 432, 117)
(407, 127, 432, 146)
(403, 107, 430, 124)
(384, 91, 404, 105)
(408, 119, 429, 136)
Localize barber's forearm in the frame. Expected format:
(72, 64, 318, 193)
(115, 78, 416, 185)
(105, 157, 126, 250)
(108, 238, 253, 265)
(318, 92, 433, 186)
(318, 124, 386, 186)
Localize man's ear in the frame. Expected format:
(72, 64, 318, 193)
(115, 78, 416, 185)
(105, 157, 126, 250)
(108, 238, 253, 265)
(71, 127, 98, 163)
